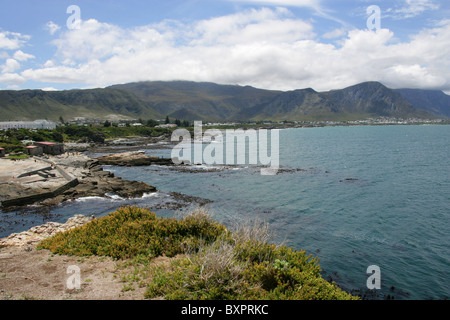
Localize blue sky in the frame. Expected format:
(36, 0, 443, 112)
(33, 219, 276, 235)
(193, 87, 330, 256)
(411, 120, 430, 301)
(1, 0, 449, 92)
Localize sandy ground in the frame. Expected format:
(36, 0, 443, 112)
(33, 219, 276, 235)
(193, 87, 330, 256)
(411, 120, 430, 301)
(0, 215, 169, 301)
(0, 244, 174, 300)
(0, 245, 138, 300)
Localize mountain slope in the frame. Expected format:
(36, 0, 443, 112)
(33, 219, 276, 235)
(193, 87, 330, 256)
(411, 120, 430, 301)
(0, 81, 438, 122)
(0, 89, 161, 121)
(324, 82, 430, 118)
(109, 81, 281, 121)
(394, 88, 450, 118)
(239, 82, 432, 121)
(238, 88, 342, 121)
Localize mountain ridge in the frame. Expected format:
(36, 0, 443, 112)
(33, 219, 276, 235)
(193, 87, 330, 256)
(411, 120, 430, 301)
(0, 81, 446, 122)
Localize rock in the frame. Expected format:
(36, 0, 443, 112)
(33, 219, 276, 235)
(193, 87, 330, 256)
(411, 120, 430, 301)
(96, 151, 174, 167)
(0, 215, 94, 248)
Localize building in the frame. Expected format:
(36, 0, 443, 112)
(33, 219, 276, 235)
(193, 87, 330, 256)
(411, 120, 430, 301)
(0, 120, 57, 131)
(25, 145, 44, 157)
(155, 124, 178, 129)
(34, 142, 64, 155)
(0, 148, 5, 158)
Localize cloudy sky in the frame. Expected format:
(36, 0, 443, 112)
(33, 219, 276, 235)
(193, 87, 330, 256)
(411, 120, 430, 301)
(1, 0, 449, 93)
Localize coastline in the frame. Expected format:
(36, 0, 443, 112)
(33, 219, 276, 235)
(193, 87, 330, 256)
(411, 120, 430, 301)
(0, 153, 158, 211)
(1, 125, 448, 300)
(0, 138, 209, 300)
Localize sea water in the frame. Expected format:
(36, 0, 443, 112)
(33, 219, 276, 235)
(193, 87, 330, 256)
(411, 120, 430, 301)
(1, 125, 449, 299)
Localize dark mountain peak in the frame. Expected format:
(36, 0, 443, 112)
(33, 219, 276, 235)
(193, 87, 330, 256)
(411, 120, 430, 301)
(339, 81, 390, 94)
(295, 87, 317, 94)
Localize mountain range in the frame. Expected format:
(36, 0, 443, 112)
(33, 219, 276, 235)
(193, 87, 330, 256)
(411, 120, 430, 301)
(0, 81, 448, 122)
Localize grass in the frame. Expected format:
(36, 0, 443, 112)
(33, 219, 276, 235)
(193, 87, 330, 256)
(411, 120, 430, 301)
(38, 206, 358, 300)
(7, 154, 29, 160)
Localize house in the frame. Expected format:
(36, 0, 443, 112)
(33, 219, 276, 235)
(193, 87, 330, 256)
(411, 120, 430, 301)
(34, 142, 64, 155)
(25, 145, 44, 157)
(0, 148, 5, 158)
(155, 124, 178, 129)
(0, 120, 57, 131)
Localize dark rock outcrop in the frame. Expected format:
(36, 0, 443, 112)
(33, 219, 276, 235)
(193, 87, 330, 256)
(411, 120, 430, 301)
(96, 151, 174, 167)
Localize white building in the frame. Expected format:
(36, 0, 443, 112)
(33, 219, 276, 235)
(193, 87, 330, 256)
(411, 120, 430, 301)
(0, 120, 57, 131)
(155, 124, 178, 128)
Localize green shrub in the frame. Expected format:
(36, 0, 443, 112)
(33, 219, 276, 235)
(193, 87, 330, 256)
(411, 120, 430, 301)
(38, 206, 227, 259)
(38, 206, 357, 300)
(144, 239, 357, 300)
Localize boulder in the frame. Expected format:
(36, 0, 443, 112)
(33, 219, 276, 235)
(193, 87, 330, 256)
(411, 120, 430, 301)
(96, 152, 174, 166)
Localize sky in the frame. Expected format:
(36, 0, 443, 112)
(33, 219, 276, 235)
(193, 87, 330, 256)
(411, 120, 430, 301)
(0, 0, 449, 93)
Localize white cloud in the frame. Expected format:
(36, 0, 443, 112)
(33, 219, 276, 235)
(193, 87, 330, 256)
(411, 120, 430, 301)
(389, 0, 439, 19)
(13, 50, 34, 62)
(1, 58, 20, 73)
(190, 7, 314, 45)
(228, 0, 321, 9)
(40, 87, 58, 91)
(0, 72, 25, 84)
(43, 60, 55, 68)
(6, 84, 21, 90)
(4, 8, 450, 92)
(51, 19, 129, 62)
(322, 28, 347, 39)
(0, 31, 30, 50)
(45, 21, 61, 35)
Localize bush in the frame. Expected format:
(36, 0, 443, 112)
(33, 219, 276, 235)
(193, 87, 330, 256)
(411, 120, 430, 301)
(38, 206, 357, 300)
(144, 237, 356, 300)
(38, 206, 227, 259)
(144, 217, 357, 300)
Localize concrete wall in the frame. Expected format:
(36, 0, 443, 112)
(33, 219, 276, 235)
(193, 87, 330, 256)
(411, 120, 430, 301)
(34, 143, 64, 156)
(26, 147, 43, 157)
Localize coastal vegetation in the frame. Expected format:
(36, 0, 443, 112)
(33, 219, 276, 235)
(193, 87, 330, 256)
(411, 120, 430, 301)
(0, 125, 175, 153)
(38, 206, 357, 300)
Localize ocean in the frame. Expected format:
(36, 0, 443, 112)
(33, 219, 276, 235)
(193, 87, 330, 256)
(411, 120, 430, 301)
(1, 125, 449, 300)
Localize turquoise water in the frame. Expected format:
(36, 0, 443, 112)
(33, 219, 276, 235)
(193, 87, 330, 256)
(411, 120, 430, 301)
(1, 125, 449, 299)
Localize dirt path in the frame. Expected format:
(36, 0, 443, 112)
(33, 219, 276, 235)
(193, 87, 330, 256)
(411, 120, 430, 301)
(0, 244, 151, 300)
(0, 215, 170, 300)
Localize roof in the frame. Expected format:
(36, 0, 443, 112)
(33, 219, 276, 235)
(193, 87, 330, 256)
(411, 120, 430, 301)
(0, 147, 4, 150)
(26, 146, 40, 149)
(35, 141, 56, 146)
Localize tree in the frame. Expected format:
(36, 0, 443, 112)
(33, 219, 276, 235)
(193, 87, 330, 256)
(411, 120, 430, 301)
(165, 116, 170, 124)
(104, 120, 111, 127)
(146, 119, 158, 127)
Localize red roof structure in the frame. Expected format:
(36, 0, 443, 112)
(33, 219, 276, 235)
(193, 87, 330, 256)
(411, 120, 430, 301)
(36, 141, 56, 146)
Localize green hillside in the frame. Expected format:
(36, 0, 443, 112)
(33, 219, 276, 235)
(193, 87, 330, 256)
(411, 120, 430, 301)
(0, 81, 439, 122)
(0, 88, 161, 121)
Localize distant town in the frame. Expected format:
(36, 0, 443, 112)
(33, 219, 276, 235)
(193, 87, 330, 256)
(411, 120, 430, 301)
(1, 116, 448, 132)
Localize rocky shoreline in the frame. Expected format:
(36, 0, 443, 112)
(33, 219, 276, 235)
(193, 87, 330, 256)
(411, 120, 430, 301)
(0, 214, 94, 248)
(0, 153, 158, 211)
(96, 151, 174, 167)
